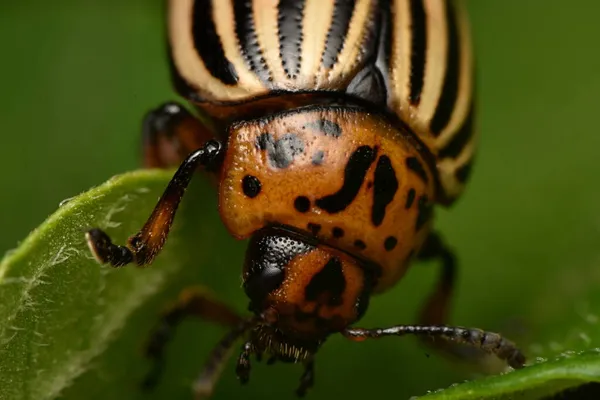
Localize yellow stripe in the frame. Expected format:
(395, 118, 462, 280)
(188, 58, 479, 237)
(328, 0, 374, 84)
(435, 0, 474, 149)
(388, 0, 413, 128)
(213, 0, 265, 95)
(253, 0, 287, 86)
(302, 0, 336, 88)
(416, 0, 448, 128)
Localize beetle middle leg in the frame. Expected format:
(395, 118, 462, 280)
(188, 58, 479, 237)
(416, 231, 521, 365)
(141, 286, 243, 391)
(85, 139, 224, 267)
(142, 102, 217, 168)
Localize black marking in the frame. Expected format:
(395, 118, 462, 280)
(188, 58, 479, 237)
(307, 223, 322, 235)
(255, 133, 272, 150)
(384, 236, 398, 251)
(257, 133, 305, 169)
(305, 257, 346, 307)
(312, 150, 325, 165)
(332, 227, 344, 238)
(278, 0, 306, 78)
(456, 160, 473, 183)
(242, 175, 262, 198)
(294, 196, 311, 213)
(409, 0, 427, 104)
(371, 155, 399, 226)
(438, 102, 475, 159)
(416, 195, 433, 231)
(321, 0, 356, 69)
(354, 240, 366, 250)
(234, 0, 272, 84)
(430, 1, 461, 135)
(405, 188, 416, 209)
(192, 0, 238, 85)
(304, 119, 342, 138)
(315, 146, 377, 213)
(406, 157, 429, 183)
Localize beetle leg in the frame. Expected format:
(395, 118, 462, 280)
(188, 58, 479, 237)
(142, 102, 216, 168)
(193, 318, 258, 399)
(85, 139, 224, 267)
(344, 231, 526, 369)
(296, 358, 315, 397)
(416, 231, 456, 329)
(141, 286, 244, 391)
(341, 325, 525, 369)
(235, 341, 254, 385)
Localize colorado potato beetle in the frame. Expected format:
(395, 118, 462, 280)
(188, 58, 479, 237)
(86, 0, 526, 397)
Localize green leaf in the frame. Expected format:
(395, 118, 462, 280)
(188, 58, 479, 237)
(420, 350, 600, 399)
(0, 170, 201, 400)
(2, 169, 600, 400)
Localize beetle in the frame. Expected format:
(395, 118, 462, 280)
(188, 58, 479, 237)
(85, 0, 526, 397)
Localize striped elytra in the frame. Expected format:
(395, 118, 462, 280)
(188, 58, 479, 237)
(168, 0, 474, 204)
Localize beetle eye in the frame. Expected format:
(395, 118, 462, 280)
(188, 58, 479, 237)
(243, 228, 315, 309)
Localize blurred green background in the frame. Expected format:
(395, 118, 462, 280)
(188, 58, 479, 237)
(2, 0, 600, 399)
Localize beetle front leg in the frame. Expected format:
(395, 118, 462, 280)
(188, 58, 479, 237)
(142, 102, 216, 169)
(85, 139, 224, 267)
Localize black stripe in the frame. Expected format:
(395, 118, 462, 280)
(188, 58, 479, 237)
(375, 0, 393, 83)
(316, 145, 377, 213)
(371, 155, 399, 226)
(305, 257, 346, 306)
(438, 101, 474, 159)
(430, 1, 461, 135)
(278, 0, 306, 79)
(456, 159, 473, 183)
(409, 0, 427, 105)
(321, 0, 356, 69)
(234, 0, 272, 84)
(192, 0, 238, 85)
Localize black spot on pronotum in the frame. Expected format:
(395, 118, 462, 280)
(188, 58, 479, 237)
(332, 227, 344, 238)
(354, 240, 367, 250)
(384, 236, 397, 251)
(415, 195, 432, 231)
(273, 134, 305, 168)
(316, 146, 377, 213)
(192, 0, 238, 85)
(305, 257, 346, 306)
(255, 133, 273, 150)
(305, 119, 342, 138)
(406, 156, 428, 183)
(242, 175, 261, 198)
(371, 155, 399, 226)
(307, 223, 322, 235)
(312, 150, 325, 165)
(258, 133, 305, 169)
(294, 196, 311, 213)
(405, 188, 416, 209)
